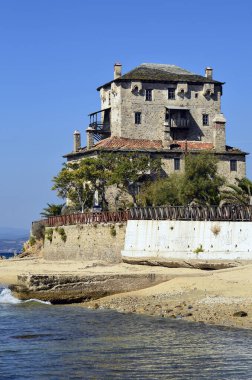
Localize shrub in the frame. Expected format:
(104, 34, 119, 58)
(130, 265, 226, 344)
(29, 236, 36, 246)
(32, 221, 45, 240)
(57, 227, 67, 242)
(193, 244, 204, 254)
(45, 228, 54, 243)
(110, 225, 116, 237)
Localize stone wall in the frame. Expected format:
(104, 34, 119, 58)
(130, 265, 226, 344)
(122, 220, 252, 261)
(100, 81, 222, 144)
(43, 223, 126, 262)
(43, 219, 252, 264)
(217, 154, 246, 182)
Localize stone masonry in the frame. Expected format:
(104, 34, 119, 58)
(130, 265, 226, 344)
(43, 223, 126, 262)
(65, 62, 248, 187)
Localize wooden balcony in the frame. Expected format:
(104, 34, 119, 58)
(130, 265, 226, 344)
(89, 122, 110, 132)
(169, 118, 190, 128)
(88, 108, 111, 142)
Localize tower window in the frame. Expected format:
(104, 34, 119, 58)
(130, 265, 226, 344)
(145, 89, 152, 101)
(168, 88, 175, 100)
(135, 112, 141, 124)
(174, 158, 180, 171)
(230, 160, 237, 172)
(202, 114, 209, 126)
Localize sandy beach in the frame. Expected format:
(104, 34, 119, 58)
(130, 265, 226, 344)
(1, 257, 252, 329)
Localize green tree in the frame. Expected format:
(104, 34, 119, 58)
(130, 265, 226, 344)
(52, 162, 95, 212)
(40, 203, 65, 218)
(107, 153, 162, 206)
(220, 177, 252, 205)
(52, 156, 113, 212)
(180, 152, 225, 205)
(139, 174, 183, 206)
(80, 154, 112, 210)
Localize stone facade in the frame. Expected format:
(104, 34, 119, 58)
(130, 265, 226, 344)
(64, 62, 247, 188)
(101, 80, 222, 145)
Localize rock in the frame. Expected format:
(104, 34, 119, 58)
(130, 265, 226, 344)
(10, 272, 172, 304)
(183, 313, 193, 317)
(233, 311, 248, 317)
(188, 305, 193, 309)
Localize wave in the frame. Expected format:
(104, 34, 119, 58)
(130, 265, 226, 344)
(0, 288, 51, 305)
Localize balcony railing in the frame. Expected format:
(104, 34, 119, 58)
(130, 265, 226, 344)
(168, 118, 190, 128)
(89, 122, 110, 133)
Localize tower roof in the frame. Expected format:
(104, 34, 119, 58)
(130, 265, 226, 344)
(97, 63, 223, 90)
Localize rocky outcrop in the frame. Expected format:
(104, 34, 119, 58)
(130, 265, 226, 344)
(10, 272, 174, 304)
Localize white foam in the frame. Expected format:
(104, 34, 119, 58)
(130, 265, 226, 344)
(0, 288, 51, 305)
(0, 288, 21, 304)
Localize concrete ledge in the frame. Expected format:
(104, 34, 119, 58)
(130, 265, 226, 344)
(122, 257, 245, 270)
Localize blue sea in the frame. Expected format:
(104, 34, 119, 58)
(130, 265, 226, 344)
(0, 252, 16, 259)
(1, 287, 252, 379)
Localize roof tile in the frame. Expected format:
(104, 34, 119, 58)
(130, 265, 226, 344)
(173, 141, 214, 150)
(93, 136, 163, 151)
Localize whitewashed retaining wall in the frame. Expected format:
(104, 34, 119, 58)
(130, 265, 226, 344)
(122, 220, 252, 260)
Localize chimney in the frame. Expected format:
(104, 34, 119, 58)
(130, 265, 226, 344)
(205, 67, 213, 80)
(114, 62, 122, 79)
(73, 130, 81, 152)
(213, 113, 226, 151)
(86, 127, 94, 149)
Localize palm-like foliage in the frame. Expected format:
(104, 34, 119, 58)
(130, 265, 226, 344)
(220, 178, 252, 206)
(40, 203, 65, 218)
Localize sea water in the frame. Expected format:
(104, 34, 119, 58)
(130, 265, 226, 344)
(1, 287, 252, 379)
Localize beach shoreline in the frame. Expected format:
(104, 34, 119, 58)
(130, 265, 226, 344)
(1, 256, 252, 329)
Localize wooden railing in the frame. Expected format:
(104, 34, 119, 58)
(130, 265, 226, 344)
(34, 205, 252, 228)
(169, 118, 190, 128)
(41, 210, 130, 227)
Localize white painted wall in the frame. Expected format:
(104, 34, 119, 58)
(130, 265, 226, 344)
(122, 220, 252, 260)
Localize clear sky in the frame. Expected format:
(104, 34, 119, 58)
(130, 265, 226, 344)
(0, 0, 251, 229)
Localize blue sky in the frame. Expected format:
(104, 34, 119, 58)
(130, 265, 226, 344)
(0, 0, 251, 229)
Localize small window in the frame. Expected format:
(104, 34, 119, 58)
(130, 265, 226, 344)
(135, 112, 141, 124)
(108, 91, 111, 105)
(174, 158, 180, 171)
(145, 89, 152, 101)
(195, 93, 198, 98)
(168, 88, 175, 100)
(202, 114, 209, 126)
(230, 160, 237, 172)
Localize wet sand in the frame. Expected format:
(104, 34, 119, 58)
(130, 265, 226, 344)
(85, 264, 252, 329)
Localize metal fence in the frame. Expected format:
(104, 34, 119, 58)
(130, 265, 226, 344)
(34, 205, 252, 228)
(127, 205, 252, 221)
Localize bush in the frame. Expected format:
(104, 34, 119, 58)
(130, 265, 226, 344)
(110, 225, 116, 237)
(193, 244, 204, 254)
(32, 221, 45, 240)
(57, 227, 67, 242)
(45, 228, 54, 243)
(29, 236, 36, 246)
(139, 174, 183, 206)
